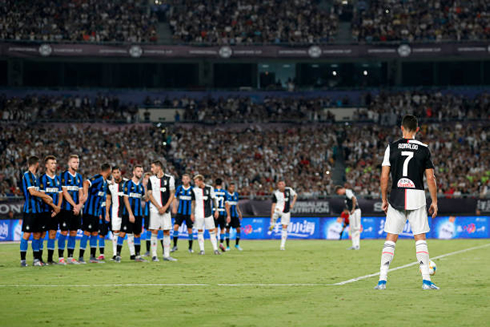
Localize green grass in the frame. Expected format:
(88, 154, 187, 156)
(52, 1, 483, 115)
(0, 239, 489, 327)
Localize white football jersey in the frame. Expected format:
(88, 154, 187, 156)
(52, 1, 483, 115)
(148, 174, 175, 213)
(192, 184, 215, 219)
(108, 179, 126, 218)
(272, 187, 297, 213)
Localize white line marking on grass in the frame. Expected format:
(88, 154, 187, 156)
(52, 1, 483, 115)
(333, 243, 490, 286)
(0, 244, 488, 288)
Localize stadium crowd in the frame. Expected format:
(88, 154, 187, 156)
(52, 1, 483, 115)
(0, 0, 158, 43)
(0, 94, 139, 122)
(0, 119, 488, 199)
(352, 0, 490, 42)
(3, 92, 489, 124)
(167, 0, 339, 44)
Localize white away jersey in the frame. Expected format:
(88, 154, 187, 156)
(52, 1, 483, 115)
(344, 189, 360, 211)
(192, 184, 215, 218)
(148, 174, 175, 213)
(382, 138, 434, 210)
(272, 187, 297, 213)
(108, 179, 126, 218)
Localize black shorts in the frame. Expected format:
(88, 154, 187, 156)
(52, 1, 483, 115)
(229, 216, 241, 229)
(39, 212, 54, 231)
(98, 219, 110, 236)
(22, 212, 41, 233)
(215, 214, 228, 229)
(174, 213, 193, 229)
(82, 214, 99, 233)
(121, 215, 143, 235)
(59, 210, 81, 231)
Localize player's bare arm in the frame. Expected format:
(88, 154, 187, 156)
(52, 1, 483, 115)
(213, 196, 219, 219)
(291, 193, 297, 210)
(172, 197, 179, 215)
(190, 200, 195, 222)
(270, 202, 276, 222)
(105, 193, 111, 222)
(351, 196, 357, 215)
(29, 187, 53, 204)
(162, 190, 175, 213)
(62, 186, 79, 214)
(237, 205, 243, 220)
(123, 195, 135, 223)
(380, 166, 391, 214)
(225, 202, 231, 223)
(425, 168, 438, 218)
(147, 190, 165, 215)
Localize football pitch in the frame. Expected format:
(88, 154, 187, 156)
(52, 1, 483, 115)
(1, 239, 489, 327)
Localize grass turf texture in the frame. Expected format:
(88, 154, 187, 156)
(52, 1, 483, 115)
(0, 239, 489, 327)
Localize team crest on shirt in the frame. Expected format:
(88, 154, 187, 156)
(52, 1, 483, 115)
(397, 178, 415, 188)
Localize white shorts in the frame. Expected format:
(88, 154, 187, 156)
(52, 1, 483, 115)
(273, 211, 291, 226)
(149, 211, 172, 230)
(111, 216, 122, 231)
(384, 204, 429, 235)
(195, 216, 215, 231)
(350, 209, 361, 232)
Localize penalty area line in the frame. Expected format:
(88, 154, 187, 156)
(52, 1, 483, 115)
(0, 244, 488, 288)
(332, 243, 490, 286)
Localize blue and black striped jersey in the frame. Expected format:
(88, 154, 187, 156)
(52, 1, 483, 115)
(60, 170, 83, 211)
(83, 174, 107, 216)
(39, 173, 62, 213)
(22, 171, 41, 214)
(213, 187, 226, 214)
(225, 191, 240, 218)
(175, 185, 193, 215)
(123, 180, 145, 217)
(99, 193, 107, 218)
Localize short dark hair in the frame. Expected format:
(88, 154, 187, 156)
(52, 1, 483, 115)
(229, 182, 235, 186)
(44, 155, 56, 163)
(402, 114, 418, 132)
(112, 165, 120, 172)
(134, 164, 143, 170)
(215, 178, 222, 186)
(334, 185, 343, 193)
(152, 160, 163, 168)
(101, 163, 111, 172)
(28, 156, 40, 167)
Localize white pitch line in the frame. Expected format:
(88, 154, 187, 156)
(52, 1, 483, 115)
(333, 243, 490, 286)
(0, 243, 488, 288)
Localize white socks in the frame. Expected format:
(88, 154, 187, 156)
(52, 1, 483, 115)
(151, 233, 158, 257)
(280, 229, 287, 248)
(112, 232, 119, 256)
(198, 232, 205, 252)
(352, 231, 361, 248)
(416, 240, 431, 281)
(163, 234, 171, 258)
(379, 241, 396, 281)
(210, 231, 218, 251)
(128, 234, 135, 256)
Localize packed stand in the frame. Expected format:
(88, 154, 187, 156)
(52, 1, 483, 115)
(360, 91, 490, 124)
(167, 0, 339, 44)
(352, 0, 490, 42)
(0, 94, 139, 122)
(1, 120, 489, 200)
(0, 0, 158, 43)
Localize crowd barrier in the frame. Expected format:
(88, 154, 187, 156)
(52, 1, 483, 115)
(0, 216, 487, 242)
